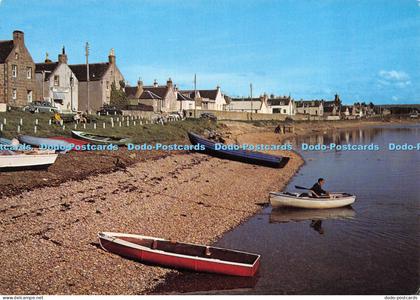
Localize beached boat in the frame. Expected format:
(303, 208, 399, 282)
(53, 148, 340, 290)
(269, 192, 356, 209)
(18, 135, 72, 152)
(269, 207, 356, 223)
(71, 131, 131, 146)
(188, 132, 289, 168)
(0, 138, 12, 145)
(0, 150, 58, 171)
(98, 232, 260, 277)
(49, 136, 89, 149)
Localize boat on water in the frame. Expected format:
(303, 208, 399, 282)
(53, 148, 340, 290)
(71, 131, 131, 146)
(18, 135, 72, 152)
(98, 232, 261, 277)
(188, 132, 289, 168)
(0, 150, 58, 171)
(269, 192, 356, 209)
(269, 206, 356, 223)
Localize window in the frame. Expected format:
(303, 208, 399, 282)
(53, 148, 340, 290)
(54, 75, 60, 86)
(12, 65, 17, 78)
(26, 67, 32, 79)
(12, 89, 17, 100)
(283, 109, 286, 114)
(15, 53, 19, 60)
(106, 81, 109, 90)
(27, 90, 33, 102)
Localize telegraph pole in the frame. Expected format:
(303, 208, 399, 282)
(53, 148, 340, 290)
(85, 42, 90, 114)
(250, 83, 253, 120)
(194, 73, 197, 118)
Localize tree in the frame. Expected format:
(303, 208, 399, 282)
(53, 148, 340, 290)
(110, 81, 127, 109)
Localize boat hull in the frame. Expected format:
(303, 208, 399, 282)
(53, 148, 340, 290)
(98, 232, 260, 277)
(71, 131, 130, 146)
(269, 192, 356, 209)
(0, 152, 58, 171)
(188, 132, 289, 168)
(18, 135, 72, 152)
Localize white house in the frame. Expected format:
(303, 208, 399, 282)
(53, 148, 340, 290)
(296, 100, 324, 116)
(35, 48, 78, 112)
(268, 97, 296, 115)
(228, 94, 271, 113)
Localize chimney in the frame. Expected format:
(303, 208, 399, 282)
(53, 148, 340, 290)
(13, 30, 24, 46)
(166, 78, 173, 88)
(153, 79, 158, 87)
(44, 52, 52, 64)
(137, 78, 143, 88)
(58, 46, 68, 64)
(108, 48, 116, 64)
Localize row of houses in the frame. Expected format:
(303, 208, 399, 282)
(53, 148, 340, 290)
(0, 30, 227, 113)
(0, 30, 380, 118)
(227, 93, 376, 118)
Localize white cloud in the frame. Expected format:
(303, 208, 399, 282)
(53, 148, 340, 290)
(378, 70, 411, 88)
(392, 96, 399, 101)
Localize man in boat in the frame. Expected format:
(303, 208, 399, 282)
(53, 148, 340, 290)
(310, 178, 330, 198)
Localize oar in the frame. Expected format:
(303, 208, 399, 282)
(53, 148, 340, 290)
(295, 185, 311, 190)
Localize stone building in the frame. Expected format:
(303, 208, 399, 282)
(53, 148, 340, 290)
(268, 96, 296, 115)
(126, 79, 178, 113)
(0, 30, 37, 107)
(228, 94, 271, 113)
(35, 48, 79, 112)
(69, 49, 124, 112)
(179, 86, 226, 111)
(296, 100, 324, 116)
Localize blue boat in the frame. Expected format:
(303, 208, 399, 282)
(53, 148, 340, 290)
(188, 132, 289, 168)
(18, 135, 72, 153)
(0, 138, 13, 145)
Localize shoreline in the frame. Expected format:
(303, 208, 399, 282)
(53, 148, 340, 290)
(0, 119, 417, 295)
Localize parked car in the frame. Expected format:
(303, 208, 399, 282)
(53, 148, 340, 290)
(96, 106, 122, 116)
(23, 101, 59, 113)
(200, 112, 217, 121)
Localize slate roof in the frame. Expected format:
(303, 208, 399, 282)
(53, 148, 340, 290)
(125, 86, 138, 98)
(142, 86, 168, 99)
(35, 62, 59, 81)
(139, 90, 162, 100)
(69, 63, 110, 82)
(268, 98, 291, 106)
(180, 90, 199, 99)
(296, 100, 322, 107)
(0, 40, 14, 63)
(199, 89, 218, 100)
(177, 92, 192, 101)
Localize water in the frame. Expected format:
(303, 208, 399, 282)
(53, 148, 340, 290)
(153, 125, 420, 295)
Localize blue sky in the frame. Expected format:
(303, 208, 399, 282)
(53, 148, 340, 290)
(0, 0, 419, 104)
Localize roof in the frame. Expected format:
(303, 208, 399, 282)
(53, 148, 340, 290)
(296, 100, 322, 107)
(35, 62, 59, 81)
(139, 90, 162, 100)
(69, 63, 110, 81)
(180, 90, 200, 99)
(269, 98, 291, 106)
(142, 86, 168, 99)
(177, 93, 192, 101)
(231, 97, 262, 102)
(0, 40, 14, 63)
(199, 89, 218, 100)
(125, 86, 138, 98)
(229, 100, 262, 111)
(324, 106, 335, 113)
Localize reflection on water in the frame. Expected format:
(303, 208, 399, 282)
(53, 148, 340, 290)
(153, 125, 420, 295)
(269, 207, 356, 224)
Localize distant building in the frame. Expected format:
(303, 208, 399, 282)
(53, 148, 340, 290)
(268, 96, 296, 115)
(35, 47, 78, 112)
(125, 79, 178, 112)
(228, 94, 271, 113)
(296, 100, 324, 116)
(0, 30, 37, 107)
(70, 49, 125, 112)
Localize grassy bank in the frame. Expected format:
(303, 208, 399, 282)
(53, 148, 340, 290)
(0, 111, 217, 144)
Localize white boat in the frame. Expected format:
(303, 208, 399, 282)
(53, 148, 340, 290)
(269, 192, 356, 209)
(0, 150, 58, 171)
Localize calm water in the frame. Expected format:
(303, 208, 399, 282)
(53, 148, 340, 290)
(153, 125, 419, 295)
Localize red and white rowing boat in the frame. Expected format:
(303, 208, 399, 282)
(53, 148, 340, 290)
(98, 232, 260, 277)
